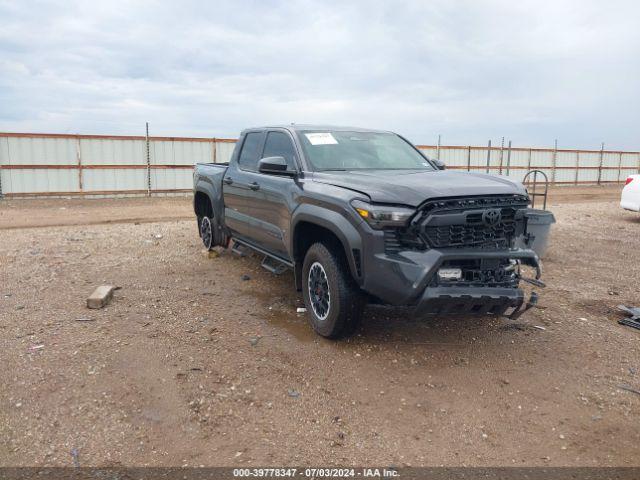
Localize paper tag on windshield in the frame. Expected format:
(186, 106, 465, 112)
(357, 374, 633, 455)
(305, 132, 338, 145)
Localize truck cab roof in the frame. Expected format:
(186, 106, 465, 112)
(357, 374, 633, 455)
(241, 125, 393, 135)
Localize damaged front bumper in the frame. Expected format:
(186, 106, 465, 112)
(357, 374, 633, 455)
(361, 246, 542, 319)
(415, 285, 539, 319)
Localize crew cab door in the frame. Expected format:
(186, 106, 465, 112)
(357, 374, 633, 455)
(242, 130, 300, 260)
(222, 131, 265, 240)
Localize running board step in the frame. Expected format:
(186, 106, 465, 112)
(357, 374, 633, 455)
(231, 241, 250, 257)
(261, 255, 289, 275)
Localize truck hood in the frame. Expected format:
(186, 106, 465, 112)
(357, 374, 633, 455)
(312, 169, 527, 206)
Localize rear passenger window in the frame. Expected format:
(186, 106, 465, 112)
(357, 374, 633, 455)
(238, 132, 262, 171)
(262, 132, 297, 169)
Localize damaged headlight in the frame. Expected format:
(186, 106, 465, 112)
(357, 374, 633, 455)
(351, 199, 415, 229)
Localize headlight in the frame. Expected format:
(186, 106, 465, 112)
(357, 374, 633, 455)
(351, 200, 415, 229)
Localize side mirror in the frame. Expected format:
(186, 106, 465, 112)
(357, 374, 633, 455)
(432, 159, 446, 170)
(258, 156, 296, 176)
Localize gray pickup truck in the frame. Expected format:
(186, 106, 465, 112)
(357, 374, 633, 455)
(193, 125, 544, 338)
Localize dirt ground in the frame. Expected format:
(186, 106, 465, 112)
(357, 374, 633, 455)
(0, 185, 639, 467)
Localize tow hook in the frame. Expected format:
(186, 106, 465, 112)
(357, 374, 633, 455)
(509, 291, 539, 320)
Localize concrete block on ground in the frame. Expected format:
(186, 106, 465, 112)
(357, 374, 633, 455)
(87, 285, 116, 309)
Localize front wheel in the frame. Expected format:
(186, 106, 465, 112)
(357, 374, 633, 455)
(302, 242, 364, 339)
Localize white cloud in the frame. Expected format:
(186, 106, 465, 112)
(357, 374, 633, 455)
(0, 0, 638, 149)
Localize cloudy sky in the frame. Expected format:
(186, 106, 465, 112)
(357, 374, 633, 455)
(1, 0, 638, 149)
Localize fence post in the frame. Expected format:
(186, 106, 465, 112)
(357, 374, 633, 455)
(0, 135, 7, 199)
(212, 138, 217, 164)
(551, 139, 557, 185)
(498, 137, 504, 174)
(0, 139, 3, 200)
(466, 146, 471, 171)
(617, 152, 623, 183)
(527, 148, 532, 172)
(145, 122, 151, 196)
(485, 140, 491, 174)
(505, 140, 512, 177)
(76, 135, 83, 192)
(637, 152, 640, 174)
(574, 151, 580, 185)
(597, 142, 604, 185)
(436, 134, 441, 160)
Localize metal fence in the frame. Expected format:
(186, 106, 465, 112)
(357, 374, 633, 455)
(1, 132, 638, 198)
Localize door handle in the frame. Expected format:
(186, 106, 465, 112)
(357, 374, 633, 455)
(223, 177, 233, 185)
(249, 182, 260, 191)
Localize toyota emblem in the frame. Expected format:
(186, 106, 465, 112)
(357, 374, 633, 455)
(482, 208, 502, 227)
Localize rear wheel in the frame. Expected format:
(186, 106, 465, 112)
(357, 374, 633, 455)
(200, 216, 214, 250)
(302, 242, 364, 338)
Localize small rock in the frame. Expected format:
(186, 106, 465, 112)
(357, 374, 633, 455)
(241, 274, 251, 281)
(75, 317, 95, 322)
(296, 307, 307, 313)
(153, 234, 163, 240)
(249, 336, 262, 346)
(15, 305, 25, 310)
(86, 285, 116, 309)
(287, 389, 300, 398)
(532, 325, 546, 331)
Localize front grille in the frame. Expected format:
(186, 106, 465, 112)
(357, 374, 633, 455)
(423, 209, 517, 249)
(414, 195, 528, 250)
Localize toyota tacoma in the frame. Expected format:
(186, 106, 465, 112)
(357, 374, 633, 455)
(193, 125, 545, 338)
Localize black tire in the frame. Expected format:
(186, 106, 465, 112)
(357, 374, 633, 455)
(196, 215, 203, 236)
(302, 242, 364, 339)
(200, 216, 214, 251)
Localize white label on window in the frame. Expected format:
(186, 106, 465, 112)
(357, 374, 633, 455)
(305, 132, 338, 145)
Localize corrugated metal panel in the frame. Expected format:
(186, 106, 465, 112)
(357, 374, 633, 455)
(149, 139, 212, 192)
(83, 168, 147, 191)
(215, 141, 237, 163)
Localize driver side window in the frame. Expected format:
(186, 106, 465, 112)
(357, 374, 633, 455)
(262, 132, 297, 170)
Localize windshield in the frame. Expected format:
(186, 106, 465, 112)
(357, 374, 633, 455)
(297, 130, 436, 171)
